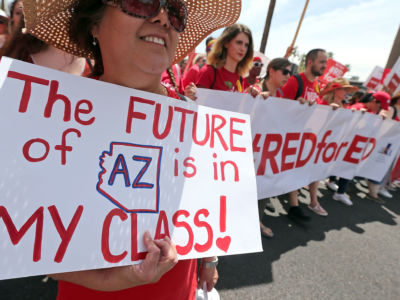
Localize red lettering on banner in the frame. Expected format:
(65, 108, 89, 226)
(7, 71, 50, 113)
(183, 157, 197, 178)
(0, 206, 44, 262)
(230, 118, 246, 152)
(192, 113, 210, 146)
(362, 138, 376, 161)
(101, 209, 128, 263)
(174, 107, 194, 142)
(210, 115, 229, 151)
(23, 138, 50, 162)
(172, 210, 194, 255)
(334, 142, 348, 160)
(48, 205, 84, 263)
(154, 211, 170, 240)
(343, 135, 369, 164)
(54, 128, 82, 165)
(252, 134, 262, 153)
(257, 134, 282, 175)
(322, 142, 338, 163)
(153, 103, 173, 139)
(193, 209, 213, 253)
(295, 133, 317, 168)
(281, 133, 300, 171)
(126, 96, 155, 133)
(131, 213, 146, 261)
(75, 100, 95, 126)
(220, 160, 239, 182)
(314, 131, 332, 164)
(44, 81, 72, 122)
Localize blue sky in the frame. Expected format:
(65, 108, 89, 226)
(207, 0, 400, 81)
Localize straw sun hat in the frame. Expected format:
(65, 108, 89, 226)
(22, 0, 242, 63)
(320, 77, 358, 96)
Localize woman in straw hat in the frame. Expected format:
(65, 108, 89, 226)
(196, 23, 253, 92)
(319, 78, 358, 206)
(22, 0, 241, 299)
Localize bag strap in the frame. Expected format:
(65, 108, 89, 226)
(393, 106, 398, 120)
(210, 65, 217, 89)
(294, 74, 304, 100)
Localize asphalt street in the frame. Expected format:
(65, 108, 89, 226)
(0, 179, 399, 300)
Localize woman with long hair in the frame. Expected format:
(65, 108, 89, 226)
(196, 23, 253, 92)
(22, 0, 241, 299)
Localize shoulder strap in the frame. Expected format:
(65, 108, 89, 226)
(294, 74, 304, 100)
(393, 106, 398, 120)
(277, 88, 283, 97)
(210, 66, 217, 89)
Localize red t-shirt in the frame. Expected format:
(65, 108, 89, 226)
(196, 64, 249, 92)
(317, 98, 329, 106)
(57, 85, 198, 300)
(182, 64, 201, 89)
(350, 102, 374, 113)
(161, 64, 184, 94)
(281, 72, 320, 101)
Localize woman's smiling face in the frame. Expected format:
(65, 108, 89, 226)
(92, 6, 179, 76)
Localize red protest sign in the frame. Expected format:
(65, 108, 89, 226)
(319, 58, 348, 85)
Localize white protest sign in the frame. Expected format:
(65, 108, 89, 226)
(363, 66, 384, 90)
(196, 89, 400, 198)
(0, 58, 262, 280)
(384, 56, 400, 93)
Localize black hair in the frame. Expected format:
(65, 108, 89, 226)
(305, 48, 325, 67)
(265, 57, 291, 79)
(359, 93, 374, 103)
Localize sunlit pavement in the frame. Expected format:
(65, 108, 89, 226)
(217, 179, 400, 300)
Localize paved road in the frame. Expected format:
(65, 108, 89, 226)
(1, 180, 399, 300)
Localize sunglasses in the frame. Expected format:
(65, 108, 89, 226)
(253, 61, 263, 67)
(104, 0, 188, 33)
(280, 69, 292, 76)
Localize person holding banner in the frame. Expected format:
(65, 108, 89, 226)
(258, 57, 292, 98)
(281, 49, 328, 219)
(22, 0, 241, 298)
(381, 90, 400, 121)
(318, 78, 358, 206)
(196, 23, 253, 93)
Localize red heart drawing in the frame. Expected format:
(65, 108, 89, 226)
(216, 236, 231, 252)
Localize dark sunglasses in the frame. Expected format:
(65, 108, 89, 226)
(280, 69, 292, 76)
(253, 61, 263, 67)
(104, 0, 188, 33)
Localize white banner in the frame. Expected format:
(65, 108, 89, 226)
(0, 58, 262, 280)
(196, 89, 400, 198)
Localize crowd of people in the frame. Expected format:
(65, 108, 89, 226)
(0, 0, 399, 299)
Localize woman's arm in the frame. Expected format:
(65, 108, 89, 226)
(50, 232, 178, 292)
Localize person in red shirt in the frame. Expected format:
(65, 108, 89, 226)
(350, 92, 387, 114)
(246, 56, 263, 86)
(22, 0, 241, 299)
(318, 78, 358, 206)
(256, 57, 292, 98)
(182, 53, 206, 89)
(381, 90, 400, 121)
(196, 23, 253, 93)
(281, 48, 328, 220)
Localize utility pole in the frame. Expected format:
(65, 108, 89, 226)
(259, 0, 276, 54)
(386, 25, 400, 69)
